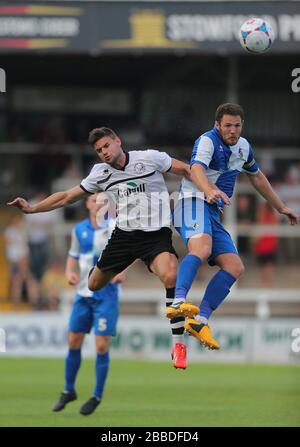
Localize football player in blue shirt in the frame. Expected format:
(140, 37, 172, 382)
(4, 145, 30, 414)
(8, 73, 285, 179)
(167, 103, 298, 350)
(52, 193, 124, 415)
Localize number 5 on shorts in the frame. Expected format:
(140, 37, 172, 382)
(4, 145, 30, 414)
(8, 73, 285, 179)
(98, 318, 107, 332)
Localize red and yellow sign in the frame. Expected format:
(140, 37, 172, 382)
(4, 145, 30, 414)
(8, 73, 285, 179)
(0, 4, 82, 49)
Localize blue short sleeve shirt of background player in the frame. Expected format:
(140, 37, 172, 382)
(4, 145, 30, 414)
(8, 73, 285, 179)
(68, 217, 118, 300)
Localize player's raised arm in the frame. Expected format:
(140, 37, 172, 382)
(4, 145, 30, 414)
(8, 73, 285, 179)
(7, 186, 88, 214)
(246, 170, 298, 225)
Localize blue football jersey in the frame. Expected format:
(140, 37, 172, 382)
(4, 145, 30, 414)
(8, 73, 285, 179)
(68, 217, 118, 300)
(180, 127, 259, 202)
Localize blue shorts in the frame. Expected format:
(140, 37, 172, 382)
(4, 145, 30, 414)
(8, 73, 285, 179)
(69, 292, 119, 336)
(173, 197, 238, 265)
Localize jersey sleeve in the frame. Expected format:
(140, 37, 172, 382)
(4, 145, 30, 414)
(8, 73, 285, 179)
(68, 227, 80, 259)
(190, 136, 214, 169)
(147, 150, 172, 173)
(80, 165, 103, 194)
(242, 145, 260, 175)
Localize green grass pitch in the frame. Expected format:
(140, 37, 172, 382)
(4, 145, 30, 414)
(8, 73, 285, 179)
(0, 358, 299, 427)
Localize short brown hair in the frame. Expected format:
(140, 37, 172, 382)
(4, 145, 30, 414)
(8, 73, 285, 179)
(215, 103, 244, 123)
(88, 127, 117, 147)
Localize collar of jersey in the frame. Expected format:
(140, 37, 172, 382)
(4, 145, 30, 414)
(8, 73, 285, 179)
(111, 151, 129, 171)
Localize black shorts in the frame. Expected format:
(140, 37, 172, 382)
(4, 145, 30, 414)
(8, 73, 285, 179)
(97, 227, 178, 274)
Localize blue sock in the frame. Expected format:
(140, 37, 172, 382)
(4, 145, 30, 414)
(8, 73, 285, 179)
(65, 349, 81, 393)
(94, 352, 110, 399)
(200, 269, 237, 319)
(175, 254, 202, 299)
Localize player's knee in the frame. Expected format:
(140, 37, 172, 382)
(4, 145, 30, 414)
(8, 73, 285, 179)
(88, 276, 98, 292)
(230, 261, 245, 278)
(96, 342, 109, 355)
(190, 245, 211, 261)
(68, 333, 83, 349)
(201, 246, 212, 260)
(69, 340, 81, 350)
(236, 261, 245, 278)
(160, 269, 177, 288)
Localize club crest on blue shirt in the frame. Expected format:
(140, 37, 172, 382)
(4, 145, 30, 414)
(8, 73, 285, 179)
(238, 147, 243, 158)
(82, 231, 88, 239)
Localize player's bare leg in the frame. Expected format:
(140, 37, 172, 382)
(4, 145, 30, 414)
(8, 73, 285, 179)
(214, 253, 245, 279)
(150, 251, 177, 289)
(150, 252, 187, 369)
(88, 265, 116, 291)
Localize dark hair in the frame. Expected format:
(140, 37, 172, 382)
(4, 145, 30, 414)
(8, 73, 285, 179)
(88, 127, 117, 147)
(215, 103, 244, 123)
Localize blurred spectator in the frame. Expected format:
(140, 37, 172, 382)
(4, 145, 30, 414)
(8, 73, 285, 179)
(236, 194, 255, 255)
(276, 164, 300, 217)
(42, 261, 66, 311)
(25, 192, 61, 302)
(257, 145, 276, 183)
(275, 164, 300, 260)
(253, 201, 279, 287)
(4, 214, 38, 305)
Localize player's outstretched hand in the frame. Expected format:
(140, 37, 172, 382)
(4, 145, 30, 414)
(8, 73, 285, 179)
(7, 197, 32, 213)
(280, 206, 298, 225)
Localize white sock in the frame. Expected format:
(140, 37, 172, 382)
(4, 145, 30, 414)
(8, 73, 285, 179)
(172, 297, 185, 306)
(195, 314, 208, 325)
(172, 335, 184, 346)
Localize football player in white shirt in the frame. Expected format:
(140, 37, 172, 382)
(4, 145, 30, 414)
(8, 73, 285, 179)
(8, 127, 191, 369)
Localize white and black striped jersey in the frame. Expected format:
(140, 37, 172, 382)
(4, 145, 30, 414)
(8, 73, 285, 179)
(80, 150, 172, 232)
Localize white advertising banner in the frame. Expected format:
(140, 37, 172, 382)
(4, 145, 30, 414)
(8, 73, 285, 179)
(0, 313, 299, 364)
